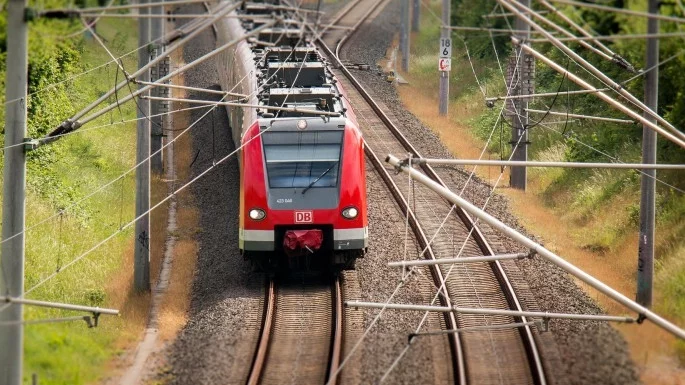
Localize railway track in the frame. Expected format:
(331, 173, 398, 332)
(246, 277, 344, 385)
(314, 7, 548, 385)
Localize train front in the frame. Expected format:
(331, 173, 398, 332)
(240, 115, 367, 270)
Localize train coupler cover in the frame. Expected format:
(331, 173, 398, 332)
(283, 229, 323, 256)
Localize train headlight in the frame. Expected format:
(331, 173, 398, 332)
(249, 208, 266, 221)
(342, 207, 358, 219)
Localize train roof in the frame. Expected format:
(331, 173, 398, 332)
(235, 3, 347, 121)
(257, 116, 349, 131)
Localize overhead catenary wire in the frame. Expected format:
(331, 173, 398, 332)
(486, 49, 685, 102)
(549, 0, 685, 24)
(386, 154, 685, 340)
(379, 133, 532, 383)
(0, 17, 309, 250)
(57, 17, 276, 134)
(529, 31, 685, 43)
(509, 0, 617, 65)
(498, 0, 685, 144)
(328, 12, 535, 381)
(373, 5, 554, 381)
(41, 0, 216, 15)
(2, 32, 168, 108)
(44, 1, 242, 140)
(501, 105, 685, 194)
(538, 0, 617, 58)
(525, 108, 636, 124)
(2, 12, 320, 313)
(135, 81, 248, 98)
(515, 38, 685, 148)
(408, 158, 685, 170)
(141, 95, 342, 117)
(51, 0, 118, 40)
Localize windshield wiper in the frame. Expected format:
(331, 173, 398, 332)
(301, 162, 338, 195)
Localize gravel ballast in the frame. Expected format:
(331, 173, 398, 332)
(341, 1, 641, 384)
(158, 2, 640, 384)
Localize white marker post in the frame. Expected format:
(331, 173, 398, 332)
(438, 0, 451, 116)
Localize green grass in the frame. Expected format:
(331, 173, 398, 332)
(6, 17, 141, 384)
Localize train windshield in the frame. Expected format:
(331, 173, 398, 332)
(262, 131, 343, 189)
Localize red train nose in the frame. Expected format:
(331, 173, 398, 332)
(283, 229, 323, 256)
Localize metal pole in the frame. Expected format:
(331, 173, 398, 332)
(150, 0, 164, 173)
(346, 301, 636, 323)
(0, 296, 119, 315)
(637, 0, 659, 308)
(525, 108, 635, 124)
(407, 158, 685, 170)
(539, 0, 615, 58)
(135, 0, 151, 292)
(0, 0, 28, 382)
(438, 0, 450, 115)
(548, 0, 685, 24)
(400, 0, 409, 72)
(411, 0, 419, 31)
(510, 0, 530, 190)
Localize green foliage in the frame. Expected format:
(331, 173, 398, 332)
(468, 106, 509, 156)
(450, 0, 509, 61)
(1, 6, 139, 384)
(437, 0, 685, 328)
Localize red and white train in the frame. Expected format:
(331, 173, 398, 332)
(216, 2, 367, 270)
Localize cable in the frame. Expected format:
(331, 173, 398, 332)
(3, 9, 320, 309)
(328, 5, 528, 380)
(0, 105, 213, 251)
(525, 59, 569, 131)
(378, 32, 532, 383)
(0, 19, 304, 249)
(3, 33, 167, 108)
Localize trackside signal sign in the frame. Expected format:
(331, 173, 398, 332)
(439, 38, 452, 71)
(439, 58, 451, 71)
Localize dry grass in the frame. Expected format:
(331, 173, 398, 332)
(151, 174, 171, 289)
(158, 227, 198, 341)
(155, 79, 201, 342)
(101, 241, 152, 379)
(105, 241, 151, 342)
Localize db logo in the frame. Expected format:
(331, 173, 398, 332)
(295, 211, 313, 223)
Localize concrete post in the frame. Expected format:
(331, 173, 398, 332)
(0, 0, 29, 383)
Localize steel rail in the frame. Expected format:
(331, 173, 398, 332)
(246, 279, 275, 385)
(316, 14, 467, 385)
(323, 0, 364, 35)
(364, 144, 466, 383)
(327, 277, 344, 385)
(333, 0, 389, 60)
(246, 277, 344, 385)
(316, 15, 547, 385)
